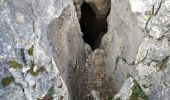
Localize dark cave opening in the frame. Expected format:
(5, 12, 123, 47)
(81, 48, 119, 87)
(79, 2, 108, 50)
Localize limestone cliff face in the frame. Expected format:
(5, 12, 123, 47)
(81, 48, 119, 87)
(47, 2, 85, 100)
(1, 0, 170, 100)
(102, 0, 170, 99)
(0, 0, 84, 100)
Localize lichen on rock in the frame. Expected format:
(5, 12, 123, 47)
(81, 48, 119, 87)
(9, 60, 23, 69)
(28, 45, 34, 56)
(1, 76, 14, 87)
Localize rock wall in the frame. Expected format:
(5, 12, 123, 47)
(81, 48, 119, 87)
(101, 0, 170, 99)
(47, 1, 85, 100)
(0, 0, 84, 100)
(1, 0, 170, 100)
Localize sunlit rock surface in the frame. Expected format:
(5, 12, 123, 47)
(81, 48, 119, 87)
(0, 0, 84, 100)
(102, 0, 170, 99)
(1, 0, 170, 100)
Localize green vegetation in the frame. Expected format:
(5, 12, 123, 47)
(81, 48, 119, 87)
(28, 45, 34, 56)
(48, 86, 55, 97)
(28, 61, 39, 76)
(107, 95, 113, 100)
(28, 61, 46, 77)
(38, 66, 46, 73)
(129, 80, 148, 100)
(88, 95, 94, 100)
(156, 56, 169, 71)
(9, 60, 23, 69)
(1, 76, 14, 87)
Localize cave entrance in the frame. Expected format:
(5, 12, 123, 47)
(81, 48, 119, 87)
(79, 2, 108, 50)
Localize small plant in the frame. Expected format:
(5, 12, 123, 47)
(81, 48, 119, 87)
(48, 86, 55, 97)
(156, 56, 169, 71)
(38, 86, 55, 100)
(107, 95, 113, 100)
(88, 95, 94, 100)
(129, 80, 148, 100)
(28, 61, 46, 77)
(9, 60, 22, 69)
(38, 66, 46, 73)
(28, 45, 34, 56)
(1, 76, 14, 87)
(28, 61, 39, 77)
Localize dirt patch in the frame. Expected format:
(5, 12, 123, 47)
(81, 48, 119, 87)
(78, 49, 116, 100)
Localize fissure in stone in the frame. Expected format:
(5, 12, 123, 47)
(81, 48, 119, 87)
(77, 1, 115, 100)
(79, 2, 108, 50)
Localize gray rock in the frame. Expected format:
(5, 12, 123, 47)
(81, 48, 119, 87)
(0, 0, 80, 99)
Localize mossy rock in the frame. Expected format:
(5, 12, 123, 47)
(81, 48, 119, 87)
(28, 61, 46, 77)
(88, 95, 95, 100)
(156, 56, 169, 71)
(38, 66, 46, 73)
(28, 45, 34, 56)
(48, 86, 55, 97)
(28, 61, 39, 77)
(107, 95, 113, 100)
(129, 80, 148, 100)
(9, 60, 23, 69)
(1, 76, 14, 87)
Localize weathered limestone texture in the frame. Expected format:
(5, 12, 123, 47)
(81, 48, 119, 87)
(101, 0, 170, 99)
(85, 0, 111, 19)
(1, 0, 170, 100)
(0, 0, 84, 100)
(73, 0, 110, 19)
(47, 1, 85, 100)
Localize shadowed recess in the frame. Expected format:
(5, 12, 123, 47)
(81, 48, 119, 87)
(79, 2, 108, 50)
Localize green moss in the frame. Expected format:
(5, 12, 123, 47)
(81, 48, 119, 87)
(28, 62, 46, 77)
(28, 61, 39, 77)
(9, 60, 23, 69)
(28, 45, 34, 56)
(88, 95, 95, 100)
(42, 86, 54, 100)
(38, 66, 46, 73)
(48, 86, 55, 97)
(129, 80, 149, 100)
(156, 56, 169, 71)
(107, 95, 113, 100)
(1, 76, 14, 87)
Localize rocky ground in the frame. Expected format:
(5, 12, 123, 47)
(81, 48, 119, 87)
(78, 44, 115, 100)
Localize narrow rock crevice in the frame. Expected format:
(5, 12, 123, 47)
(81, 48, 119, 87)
(79, 2, 108, 50)
(77, 1, 115, 100)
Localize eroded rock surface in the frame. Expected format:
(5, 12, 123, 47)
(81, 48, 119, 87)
(1, 0, 170, 100)
(0, 0, 83, 100)
(101, 0, 170, 99)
